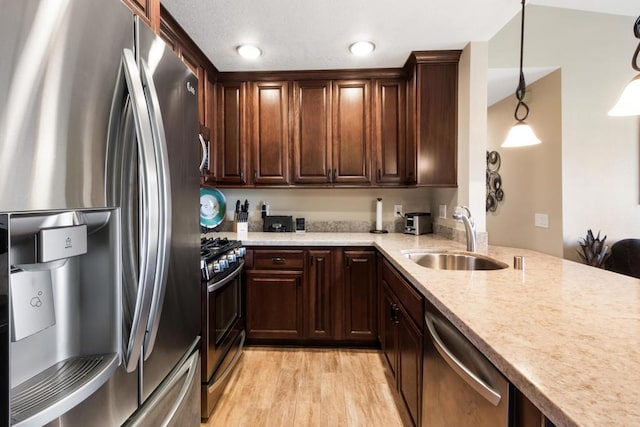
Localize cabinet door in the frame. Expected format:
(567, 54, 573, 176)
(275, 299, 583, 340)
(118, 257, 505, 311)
(373, 79, 406, 185)
(415, 62, 458, 186)
(332, 80, 371, 185)
(342, 250, 377, 342)
(306, 250, 333, 339)
(250, 81, 290, 185)
(216, 82, 248, 185)
(397, 306, 423, 427)
(292, 80, 332, 184)
(380, 284, 398, 378)
(246, 270, 303, 339)
(123, 0, 159, 31)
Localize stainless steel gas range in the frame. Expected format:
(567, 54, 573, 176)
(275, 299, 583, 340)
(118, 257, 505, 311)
(200, 237, 246, 420)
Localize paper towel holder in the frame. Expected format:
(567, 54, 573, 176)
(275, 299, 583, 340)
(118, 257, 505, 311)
(370, 197, 389, 234)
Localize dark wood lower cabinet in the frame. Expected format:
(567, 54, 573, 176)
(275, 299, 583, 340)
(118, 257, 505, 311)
(245, 270, 303, 340)
(380, 258, 423, 427)
(244, 247, 376, 344)
(342, 250, 378, 343)
(306, 250, 333, 339)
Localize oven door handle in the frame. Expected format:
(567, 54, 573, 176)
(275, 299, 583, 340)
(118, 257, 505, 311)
(207, 260, 244, 293)
(208, 330, 246, 392)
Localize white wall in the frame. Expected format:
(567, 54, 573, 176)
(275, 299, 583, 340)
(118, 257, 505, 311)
(489, 6, 639, 259)
(432, 41, 488, 235)
(487, 70, 564, 257)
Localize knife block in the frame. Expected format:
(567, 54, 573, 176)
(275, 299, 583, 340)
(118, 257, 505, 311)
(233, 212, 248, 233)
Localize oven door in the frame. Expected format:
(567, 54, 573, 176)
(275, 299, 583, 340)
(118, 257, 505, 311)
(202, 261, 244, 384)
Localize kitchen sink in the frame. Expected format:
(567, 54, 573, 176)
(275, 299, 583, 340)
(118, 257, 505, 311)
(403, 251, 509, 271)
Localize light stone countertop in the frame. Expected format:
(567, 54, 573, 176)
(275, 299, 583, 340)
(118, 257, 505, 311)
(207, 231, 640, 427)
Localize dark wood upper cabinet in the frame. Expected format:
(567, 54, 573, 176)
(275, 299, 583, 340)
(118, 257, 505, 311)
(122, 0, 159, 32)
(407, 51, 460, 187)
(216, 82, 248, 185)
(373, 79, 406, 185)
(292, 80, 332, 185)
(332, 80, 372, 185)
(250, 81, 290, 185)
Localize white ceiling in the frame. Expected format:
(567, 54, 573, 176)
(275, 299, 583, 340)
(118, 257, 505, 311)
(161, 0, 637, 105)
(162, 0, 637, 73)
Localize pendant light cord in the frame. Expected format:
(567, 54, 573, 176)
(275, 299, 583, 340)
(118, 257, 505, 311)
(632, 16, 640, 72)
(514, 0, 530, 122)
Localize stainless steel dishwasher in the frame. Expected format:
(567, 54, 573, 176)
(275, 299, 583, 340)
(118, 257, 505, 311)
(422, 301, 510, 426)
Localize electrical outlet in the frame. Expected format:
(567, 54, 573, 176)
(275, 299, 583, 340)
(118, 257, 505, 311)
(394, 205, 403, 218)
(534, 213, 549, 228)
(439, 205, 447, 219)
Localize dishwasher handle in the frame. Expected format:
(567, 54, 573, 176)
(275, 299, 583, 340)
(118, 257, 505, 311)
(424, 312, 502, 406)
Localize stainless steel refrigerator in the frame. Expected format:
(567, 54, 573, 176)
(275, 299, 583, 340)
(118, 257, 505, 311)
(0, 0, 201, 425)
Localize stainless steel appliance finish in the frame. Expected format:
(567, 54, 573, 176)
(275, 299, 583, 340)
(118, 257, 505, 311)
(7, 209, 121, 427)
(1, 0, 201, 425)
(403, 212, 432, 235)
(200, 237, 246, 420)
(0, 0, 133, 212)
(422, 301, 510, 426)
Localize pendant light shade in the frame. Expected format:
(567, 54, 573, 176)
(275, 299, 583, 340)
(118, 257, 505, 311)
(502, 122, 541, 147)
(501, 0, 541, 148)
(608, 17, 640, 117)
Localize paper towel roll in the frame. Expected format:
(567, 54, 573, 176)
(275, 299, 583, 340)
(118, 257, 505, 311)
(376, 198, 383, 231)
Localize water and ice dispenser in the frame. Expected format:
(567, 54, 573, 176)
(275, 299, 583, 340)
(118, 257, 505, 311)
(2, 209, 121, 426)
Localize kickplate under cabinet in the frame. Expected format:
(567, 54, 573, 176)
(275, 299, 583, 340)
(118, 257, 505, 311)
(10, 353, 118, 426)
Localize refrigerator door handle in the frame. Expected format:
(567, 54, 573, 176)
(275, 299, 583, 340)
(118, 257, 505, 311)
(124, 340, 200, 427)
(121, 48, 161, 373)
(138, 57, 172, 360)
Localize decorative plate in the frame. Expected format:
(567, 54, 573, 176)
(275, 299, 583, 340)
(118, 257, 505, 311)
(200, 188, 226, 228)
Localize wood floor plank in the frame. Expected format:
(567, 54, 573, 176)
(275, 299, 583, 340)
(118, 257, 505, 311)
(202, 347, 403, 427)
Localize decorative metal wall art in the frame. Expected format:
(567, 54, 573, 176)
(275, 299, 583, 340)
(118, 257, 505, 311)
(486, 150, 504, 212)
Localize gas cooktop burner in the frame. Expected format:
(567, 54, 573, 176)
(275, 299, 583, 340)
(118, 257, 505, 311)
(200, 237, 245, 282)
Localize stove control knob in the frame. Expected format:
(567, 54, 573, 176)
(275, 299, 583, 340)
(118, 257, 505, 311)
(227, 252, 237, 263)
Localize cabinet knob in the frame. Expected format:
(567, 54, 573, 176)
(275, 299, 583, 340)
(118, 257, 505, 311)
(327, 170, 332, 183)
(272, 257, 285, 264)
(254, 170, 258, 181)
(377, 169, 381, 181)
(333, 169, 337, 181)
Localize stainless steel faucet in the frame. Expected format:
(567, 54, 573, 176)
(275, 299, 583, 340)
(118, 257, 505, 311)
(453, 206, 476, 252)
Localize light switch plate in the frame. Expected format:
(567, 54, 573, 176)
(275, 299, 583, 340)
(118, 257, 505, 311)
(394, 205, 403, 218)
(535, 213, 549, 228)
(439, 205, 447, 219)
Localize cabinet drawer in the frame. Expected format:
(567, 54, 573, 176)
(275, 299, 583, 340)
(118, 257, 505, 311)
(383, 259, 423, 327)
(253, 250, 304, 270)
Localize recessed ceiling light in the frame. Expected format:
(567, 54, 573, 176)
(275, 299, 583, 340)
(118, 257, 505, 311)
(349, 41, 375, 56)
(236, 44, 262, 59)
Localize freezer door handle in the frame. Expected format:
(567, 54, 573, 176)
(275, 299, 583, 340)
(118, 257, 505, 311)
(124, 341, 200, 427)
(139, 56, 172, 360)
(424, 312, 502, 406)
(121, 48, 161, 373)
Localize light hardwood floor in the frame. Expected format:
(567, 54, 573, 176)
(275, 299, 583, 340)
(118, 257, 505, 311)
(202, 347, 404, 427)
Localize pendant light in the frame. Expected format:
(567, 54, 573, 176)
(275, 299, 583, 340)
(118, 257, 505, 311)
(502, 0, 541, 148)
(608, 16, 640, 116)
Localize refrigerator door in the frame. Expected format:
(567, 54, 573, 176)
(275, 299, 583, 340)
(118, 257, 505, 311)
(135, 22, 201, 405)
(124, 339, 201, 427)
(1, 216, 8, 427)
(0, 0, 133, 212)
